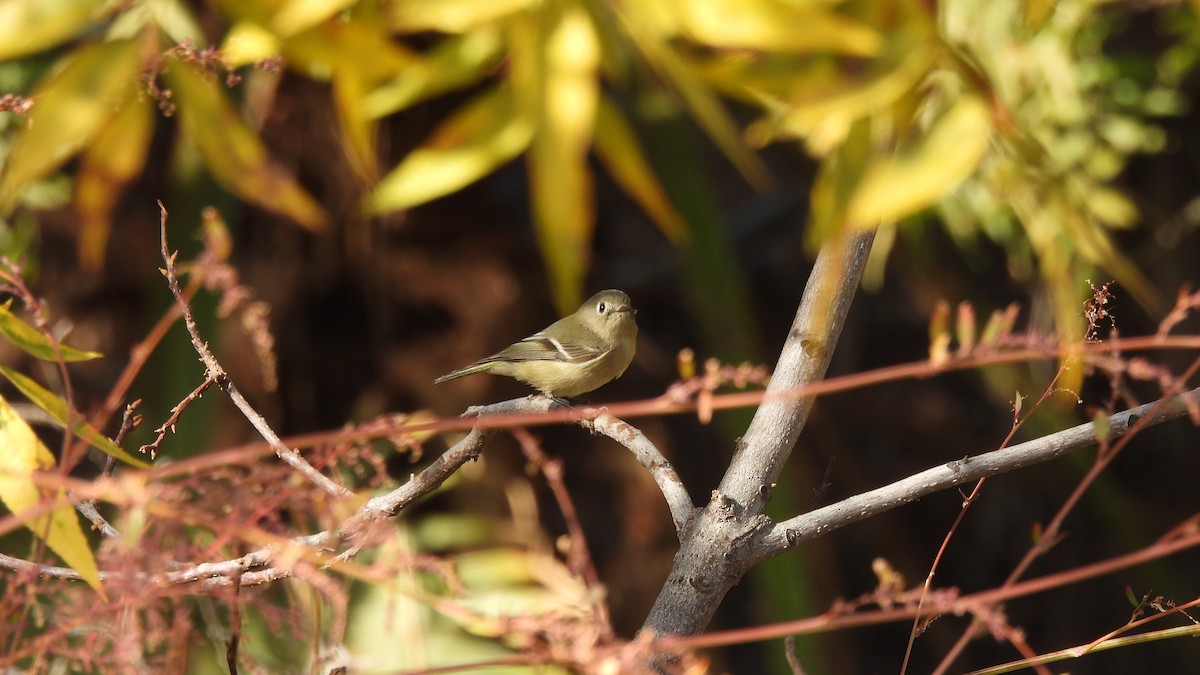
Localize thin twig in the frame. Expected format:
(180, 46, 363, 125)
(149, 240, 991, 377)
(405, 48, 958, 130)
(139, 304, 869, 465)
(513, 427, 613, 638)
(73, 402, 142, 537)
(138, 378, 215, 459)
(156, 201, 350, 498)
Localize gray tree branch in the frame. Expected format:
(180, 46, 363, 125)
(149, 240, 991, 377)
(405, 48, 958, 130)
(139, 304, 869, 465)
(642, 230, 876, 637)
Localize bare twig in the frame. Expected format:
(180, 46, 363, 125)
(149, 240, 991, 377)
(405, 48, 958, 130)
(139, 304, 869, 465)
(156, 202, 350, 498)
(73, 402, 142, 538)
(138, 377, 215, 459)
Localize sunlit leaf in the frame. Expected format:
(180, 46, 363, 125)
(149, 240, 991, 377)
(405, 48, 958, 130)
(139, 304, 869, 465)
(333, 71, 378, 182)
(846, 95, 991, 227)
(221, 20, 282, 67)
(0, 0, 105, 61)
(361, 28, 504, 119)
(0, 39, 140, 213)
(751, 42, 938, 156)
(282, 17, 416, 82)
(593, 95, 688, 244)
(0, 300, 101, 362)
(0, 394, 104, 596)
(670, 0, 882, 56)
(525, 4, 601, 313)
(388, 0, 535, 33)
(166, 57, 329, 231)
(75, 95, 154, 273)
(0, 365, 150, 468)
(368, 86, 533, 213)
(807, 116, 872, 248)
(619, 8, 772, 189)
(271, 0, 357, 36)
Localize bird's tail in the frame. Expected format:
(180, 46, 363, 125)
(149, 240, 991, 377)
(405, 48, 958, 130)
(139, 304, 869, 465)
(433, 361, 490, 384)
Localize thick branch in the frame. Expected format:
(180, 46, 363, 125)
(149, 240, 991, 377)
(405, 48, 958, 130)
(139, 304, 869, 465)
(643, 231, 875, 637)
(758, 386, 1200, 556)
(724, 231, 875, 511)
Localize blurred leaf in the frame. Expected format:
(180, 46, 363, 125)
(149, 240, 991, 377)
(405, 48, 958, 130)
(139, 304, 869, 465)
(221, 20, 282, 67)
(75, 95, 154, 273)
(271, 0, 357, 36)
(0, 0, 105, 61)
(368, 85, 533, 213)
(0, 300, 101, 362)
(669, 0, 882, 56)
(282, 17, 416, 82)
(752, 41, 938, 156)
(0, 393, 104, 596)
(807, 116, 873, 249)
(0, 364, 151, 468)
(333, 71, 379, 182)
(524, 3, 601, 313)
(361, 28, 504, 119)
(620, 4, 773, 189)
(388, 0, 535, 33)
(846, 95, 991, 227)
(0, 39, 140, 213)
(593, 96, 688, 244)
(166, 57, 329, 231)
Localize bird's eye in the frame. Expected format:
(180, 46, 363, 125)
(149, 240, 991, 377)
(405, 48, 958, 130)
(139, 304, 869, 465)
(597, 302, 607, 314)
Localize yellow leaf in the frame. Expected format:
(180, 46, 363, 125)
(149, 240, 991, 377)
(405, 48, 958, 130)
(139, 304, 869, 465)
(361, 28, 504, 119)
(368, 86, 533, 213)
(388, 0, 535, 33)
(166, 57, 329, 231)
(271, 0, 357, 36)
(757, 42, 937, 155)
(846, 95, 991, 227)
(75, 95, 154, 273)
(221, 20, 281, 67)
(0, 0, 105, 61)
(593, 96, 688, 244)
(670, 0, 882, 56)
(0, 394, 104, 596)
(620, 5, 773, 189)
(527, 4, 600, 313)
(0, 39, 140, 213)
(333, 71, 378, 182)
(282, 17, 416, 82)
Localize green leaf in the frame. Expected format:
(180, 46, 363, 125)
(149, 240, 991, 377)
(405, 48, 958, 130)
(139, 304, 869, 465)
(0, 39, 140, 213)
(75, 95, 154, 273)
(361, 28, 504, 119)
(368, 85, 533, 213)
(0, 0, 105, 61)
(593, 96, 688, 244)
(387, 0, 535, 33)
(524, 4, 601, 313)
(0, 301, 102, 362)
(672, 0, 882, 56)
(0, 393, 104, 596)
(620, 6, 773, 190)
(166, 57, 329, 231)
(0, 365, 150, 468)
(846, 95, 991, 227)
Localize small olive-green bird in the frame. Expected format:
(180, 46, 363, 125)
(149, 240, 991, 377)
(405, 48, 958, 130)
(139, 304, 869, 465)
(435, 289, 638, 398)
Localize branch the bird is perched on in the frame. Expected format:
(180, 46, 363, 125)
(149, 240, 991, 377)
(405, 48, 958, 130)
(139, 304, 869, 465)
(435, 289, 638, 399)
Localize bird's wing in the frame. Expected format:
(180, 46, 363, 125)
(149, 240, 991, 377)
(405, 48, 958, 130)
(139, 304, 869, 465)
(485, 333, 604, 364)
